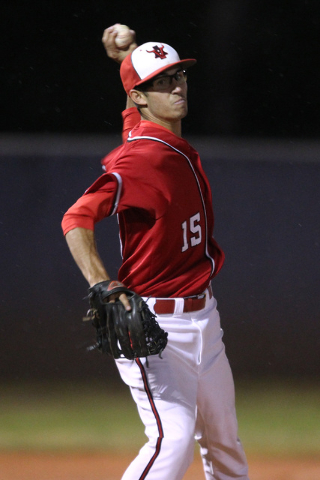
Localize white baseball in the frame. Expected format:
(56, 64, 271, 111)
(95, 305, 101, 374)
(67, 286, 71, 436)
(114, 24, 134, 49)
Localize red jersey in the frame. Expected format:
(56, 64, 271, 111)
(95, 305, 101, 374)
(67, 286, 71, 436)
(62, 118, 224, 297)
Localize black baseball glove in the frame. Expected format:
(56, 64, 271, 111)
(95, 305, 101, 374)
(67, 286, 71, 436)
(84, 280, 168, 360)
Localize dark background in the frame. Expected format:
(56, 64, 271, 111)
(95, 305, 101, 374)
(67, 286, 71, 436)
(3, 0, 320, 137)
(1, 1, 319, 382)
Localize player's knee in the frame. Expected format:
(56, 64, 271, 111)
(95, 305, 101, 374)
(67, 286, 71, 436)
(162, 430, 195, 462)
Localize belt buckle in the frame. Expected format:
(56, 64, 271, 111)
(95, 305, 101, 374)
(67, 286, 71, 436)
(186, 293, 205, 300)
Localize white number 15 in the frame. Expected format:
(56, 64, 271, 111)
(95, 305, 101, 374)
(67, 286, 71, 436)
(181, 212, 202, 252)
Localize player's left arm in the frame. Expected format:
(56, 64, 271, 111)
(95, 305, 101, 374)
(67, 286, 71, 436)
(65, 227, 131, 310)
(65, 227, 109, 287)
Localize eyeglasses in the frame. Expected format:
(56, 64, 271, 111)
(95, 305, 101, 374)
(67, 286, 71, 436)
(144, 70, 187, 91)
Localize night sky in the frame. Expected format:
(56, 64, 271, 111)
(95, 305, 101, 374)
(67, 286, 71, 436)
(3, 0, 320, 137)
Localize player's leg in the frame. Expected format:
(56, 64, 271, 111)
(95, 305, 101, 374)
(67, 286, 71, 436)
(115, 327, 199, 480)
(194, 297, 250, 480)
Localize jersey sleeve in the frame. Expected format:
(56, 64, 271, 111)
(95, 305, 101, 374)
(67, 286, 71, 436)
(121, 107, 140, 142)
(61, 174, 119, 235)
(101, 140, 171, 219)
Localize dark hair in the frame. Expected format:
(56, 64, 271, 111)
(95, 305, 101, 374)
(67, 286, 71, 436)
(133, 81, 151, 92)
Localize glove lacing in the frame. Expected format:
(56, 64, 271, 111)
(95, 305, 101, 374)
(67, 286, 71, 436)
(141, 299, 168, 358)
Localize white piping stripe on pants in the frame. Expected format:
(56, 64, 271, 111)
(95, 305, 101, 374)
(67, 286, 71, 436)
(134, 358, 164, 479)
(115, 293, 249, 480)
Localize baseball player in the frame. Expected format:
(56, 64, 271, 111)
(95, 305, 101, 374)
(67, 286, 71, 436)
(61, 24, 250, 480)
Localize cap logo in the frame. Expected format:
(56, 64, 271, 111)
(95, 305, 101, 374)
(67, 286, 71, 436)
(146, 45, 168, 59)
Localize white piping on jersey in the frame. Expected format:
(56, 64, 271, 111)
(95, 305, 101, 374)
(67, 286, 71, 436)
(110, 172, 124, 258)
(110, 172, 123, 216)
(127, 134, 216, 276)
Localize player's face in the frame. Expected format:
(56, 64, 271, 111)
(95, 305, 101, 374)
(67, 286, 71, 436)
(145, 68, 188, 121)
(131, 68, 188, 133)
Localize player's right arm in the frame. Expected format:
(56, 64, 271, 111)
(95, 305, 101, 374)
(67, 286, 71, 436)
(102, 24, 137, 64)
(102, 24, 140, 142)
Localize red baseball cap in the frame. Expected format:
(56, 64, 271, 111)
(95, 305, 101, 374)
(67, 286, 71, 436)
(120, 42, 197, 94)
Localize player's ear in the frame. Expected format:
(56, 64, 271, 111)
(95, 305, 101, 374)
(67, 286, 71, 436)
(130, 89, 148, 107)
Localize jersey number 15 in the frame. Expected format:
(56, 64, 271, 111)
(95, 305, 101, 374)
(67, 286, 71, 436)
(181, 213, 202, 252)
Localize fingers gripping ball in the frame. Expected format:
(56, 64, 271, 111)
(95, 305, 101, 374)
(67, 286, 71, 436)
(84, 280, 168, 360)
(114, 24, 134, 49)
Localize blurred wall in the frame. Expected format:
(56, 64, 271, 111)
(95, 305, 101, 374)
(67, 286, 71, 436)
(0, 135, 319, 381)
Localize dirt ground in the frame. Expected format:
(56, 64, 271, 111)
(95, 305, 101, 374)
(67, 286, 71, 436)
(1, 452, 320, 480)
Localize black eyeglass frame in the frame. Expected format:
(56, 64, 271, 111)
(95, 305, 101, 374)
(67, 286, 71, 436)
(137, 69, 188, 92)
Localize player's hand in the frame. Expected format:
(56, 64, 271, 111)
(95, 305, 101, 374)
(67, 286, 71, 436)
(102, 24, 137, 64)
(108, 292, 132, 311)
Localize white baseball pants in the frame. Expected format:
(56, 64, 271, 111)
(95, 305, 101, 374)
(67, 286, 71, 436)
(115, 292, 249, 480)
